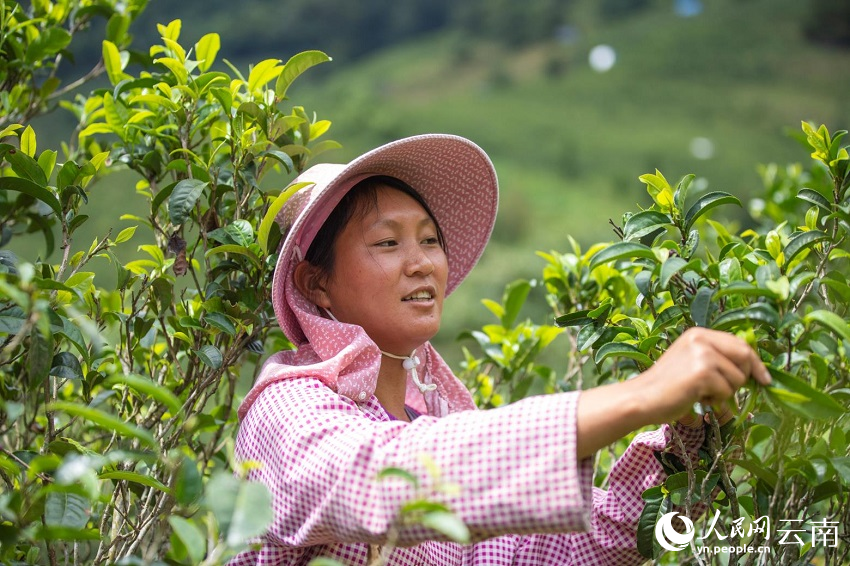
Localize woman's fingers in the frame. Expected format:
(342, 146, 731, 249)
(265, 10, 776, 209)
(648, 328, 771, 426)
(700, 329, 772, 386)
(698, 348, 746, 403)
(676, 402, 735, 429)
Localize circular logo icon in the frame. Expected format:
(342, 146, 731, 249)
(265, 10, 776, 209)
(654, 511, 696, 552)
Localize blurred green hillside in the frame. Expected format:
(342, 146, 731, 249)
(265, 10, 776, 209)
(10, 0, 850, 363)
(283, 0, 850, 351)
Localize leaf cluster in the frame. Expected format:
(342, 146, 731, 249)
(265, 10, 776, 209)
(1, 8, 335, 564)
(461, 122, 850, 564)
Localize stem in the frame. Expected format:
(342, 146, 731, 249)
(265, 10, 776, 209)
(54, 221, 72, 282)
(49, 60, 105, 100)
(707, 411, 742, 565)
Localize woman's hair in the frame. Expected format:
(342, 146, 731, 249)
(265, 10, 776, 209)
(304, 175, 447, 278)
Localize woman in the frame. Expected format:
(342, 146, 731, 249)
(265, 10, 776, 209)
(230, 134, 770, 565)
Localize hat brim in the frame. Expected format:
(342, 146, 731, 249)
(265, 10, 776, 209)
(273, 134, 499, 344)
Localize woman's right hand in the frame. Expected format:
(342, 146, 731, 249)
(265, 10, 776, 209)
(635, 327, 772, 426)
(575, 327, 771, 460)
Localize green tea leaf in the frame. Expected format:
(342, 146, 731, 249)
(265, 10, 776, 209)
(25, 27, 71, 64)
(195, 33, 221, 72)
(27, 328, 53, 383)
(196, 344, 223, 369)
(228, 480, 274, 546)
(713, 281, 779, 300)
(99, 471, 172, 494)
(663, 470, 719, 505)
(651, 306, 684, 335)
(832, 457, 850, 485)
(168, 179, 208, 225)
(589, 242, 657, 271)
(155, 56, 189, 85)
(114, 226, 137, 244)
(36, 526, 100, 541)
(205, 245, 261, 267)
(690, 286, 714, 327)
(555, 310, 593, 328)
(784, 230, 830, 265)
(206, 472, 274, 547)
(21, 125, 36, 157)
(623, 210, 672, 241)
(169, 517, 206, 565)
(659, 257, 688, 289)
(684, 192, 742, 232)
(45, 492, 89, 529)
(502, 280, 531, 328)
(577, 323, 606, 351)
(203, 312, 236, 336)
(804, 310, 850, 343)
(711, 303, 779, 331)
(48, 401, 156, 449)
(106, 13, 130, 45)
(637, 486, 669, 559)
(421, 511, 470, 544)
(209, 219, 254, 247)
(797, 188, 831, 212)
(728, 458, 778, 488)
(102, 40, 127, 85)
(377, 467, 419, 488)
(765, 367, 846, 421)
(258, 182, 310, 254)
(594, 342, 652, 367)
(247, 58, 283, 93)
(175, 456, 203, 506)
(37, 149, 57, 181)
(3, 146, 49, 186)
(275, 50, 331, 100)
(50, 352, 83, 380)
(104, 373, 182, 416)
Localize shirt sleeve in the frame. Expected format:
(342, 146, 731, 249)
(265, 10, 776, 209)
(231, 378, 593, 551)
(512, 421, 705, 565)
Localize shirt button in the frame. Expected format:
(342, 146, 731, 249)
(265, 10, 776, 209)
(358, 391, 367, 401)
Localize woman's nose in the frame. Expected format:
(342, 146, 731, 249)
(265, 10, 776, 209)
(404, 245, 435, 276)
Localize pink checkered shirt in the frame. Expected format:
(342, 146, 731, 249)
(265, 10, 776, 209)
(227, 377, 704, 565)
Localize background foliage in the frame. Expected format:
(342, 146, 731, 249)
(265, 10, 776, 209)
(2, 2, 336, 562)
(11, 0, 850, 367)
(1, 1, 848, 565)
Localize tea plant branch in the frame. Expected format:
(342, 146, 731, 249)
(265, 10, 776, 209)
(792, 236, 844, 311)
(669, 425, 707, 566)
(0, 308, 36, 361)
(0, 445, 51, 483)
(50, 59, 106, 101)
(55, 220, 74, 282)
(66, 230, 112, 280)
(123, 472, 177, 558)
(707, 411, 742, 564)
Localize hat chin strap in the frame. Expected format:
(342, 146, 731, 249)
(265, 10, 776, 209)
(323, 308, 436, 394)
(379, 350, 437, 394)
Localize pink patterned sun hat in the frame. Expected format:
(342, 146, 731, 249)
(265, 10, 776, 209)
(272, 134, 499, 344)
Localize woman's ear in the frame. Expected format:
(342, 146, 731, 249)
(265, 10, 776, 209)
(293, 261, 332, 309)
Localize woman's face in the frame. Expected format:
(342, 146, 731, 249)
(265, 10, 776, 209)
(310, 185, 449, 354)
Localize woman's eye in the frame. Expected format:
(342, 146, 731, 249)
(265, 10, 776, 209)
(423, 236, 440, 245)
(376, 239, 397, 247)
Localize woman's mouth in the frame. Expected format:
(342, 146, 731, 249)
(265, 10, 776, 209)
(402, 290, 434, 302)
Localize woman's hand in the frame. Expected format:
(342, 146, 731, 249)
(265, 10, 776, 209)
(633, 327, 772, 427)
(575, 328, 771, 459)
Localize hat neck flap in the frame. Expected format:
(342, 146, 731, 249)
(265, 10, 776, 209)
(237, 266, 477, 421)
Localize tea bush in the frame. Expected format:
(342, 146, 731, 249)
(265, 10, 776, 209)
(1, 3, 336, 562)
(461, 124, 849, 564)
